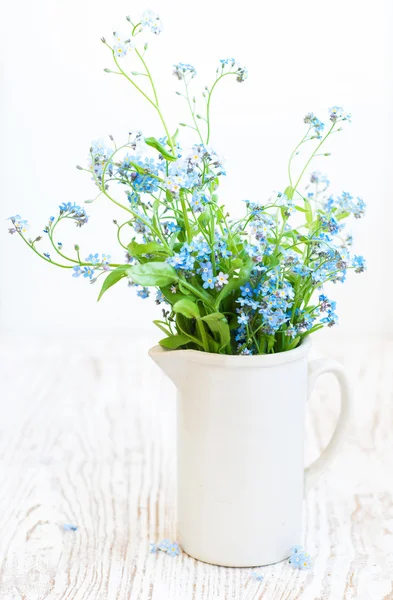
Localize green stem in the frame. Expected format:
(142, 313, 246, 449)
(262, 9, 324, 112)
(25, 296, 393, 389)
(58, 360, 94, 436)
(209, 205, 216, 274)
(293, 123, 335, 193)
(179, 279, 215, 312)
(17, 232, 73, 269)
(196, 318, 210, 352)
(179, 189, 192, 243)
(116, 221, 131, 250)
(48, 218, 79, 264)
(206, 72, 238, 144)
(110, 42, 175, 156)
(184, 82, 204, 144)
(135, 49, 176, 155)
(112, 51, 156, 108)
(288, 127, 311, 186)
(90, 157, 158, 237)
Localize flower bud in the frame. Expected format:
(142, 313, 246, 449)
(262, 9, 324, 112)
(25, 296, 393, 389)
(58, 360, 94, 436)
(74, 244, 80, 251)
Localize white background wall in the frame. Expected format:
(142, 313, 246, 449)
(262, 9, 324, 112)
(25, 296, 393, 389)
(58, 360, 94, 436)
(2, 0, 391, 339)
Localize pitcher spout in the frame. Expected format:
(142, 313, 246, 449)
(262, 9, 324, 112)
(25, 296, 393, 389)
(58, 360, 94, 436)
(148, 345, 186, 389)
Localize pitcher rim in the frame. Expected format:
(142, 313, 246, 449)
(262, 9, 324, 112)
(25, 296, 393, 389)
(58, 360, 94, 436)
(148, 336, 311, 368)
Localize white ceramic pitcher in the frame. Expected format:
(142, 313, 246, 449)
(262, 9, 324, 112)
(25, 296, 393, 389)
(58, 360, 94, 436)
(149, 337, 352, 567)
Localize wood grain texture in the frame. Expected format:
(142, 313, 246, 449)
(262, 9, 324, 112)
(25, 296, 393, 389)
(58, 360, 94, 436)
(0, 335, 392, 600)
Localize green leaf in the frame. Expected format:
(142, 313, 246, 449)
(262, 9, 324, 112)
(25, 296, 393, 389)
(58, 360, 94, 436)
(215, 257, 253, 309)
(178, 282, 193, 295)
(97, 267, 129, 301)
(145, 137, 177, 161)
(197, 211, 211, 225)
(128, 240, 168, 257)
(336, 211, 350, 221)
(210, 177, 220, 192)
(175, 313, 203, 347)
(267, 335, 275, 353)
(267, 255, 280, 267)
(165, 190, 174, 203)
(153, 320, 172, 336)
(169, 230, 180, 249)
(207, 337, 221, 353)
(231, 257, 243, 270)
(159, 334, 190, 349)
(173, 298, 200, 319)
(305, 200, 313, 226)
(287, 336, 301, 350)
(128, 262, 178, 287)
(201, 312, 231, 351)
(129, 161, 147, 175)
(160, 285, 195, 305)
(284, 185, 294, 200)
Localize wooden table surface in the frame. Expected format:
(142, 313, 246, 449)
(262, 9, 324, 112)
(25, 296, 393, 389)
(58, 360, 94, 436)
(0, 335, 392, 600)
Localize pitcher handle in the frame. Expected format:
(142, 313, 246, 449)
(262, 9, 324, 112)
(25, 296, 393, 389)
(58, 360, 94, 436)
(304, 358, 353, 492)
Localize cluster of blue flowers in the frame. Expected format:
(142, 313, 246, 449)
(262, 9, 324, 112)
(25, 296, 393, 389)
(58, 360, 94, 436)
(119, 154, 162, 196)
(59, 202, 89, 226)
(140, 9, 163, 36)
(149, 539, 180, 557)
(248, 545, 313, 582)
(173, 63, 197, 81)
(8, 215, 29, 235)
(318, 294, 338, 327)
(304, 112, 325, 138)
(288, 545, 312, 570)
(85, 253, 111, 265)
(73, 266, 95, 279)
(167, 234, 231, 290)
(162, 144, 225, 194)
(71, 252, 111, 281)
(63, 523, 78, 531)
(304, 106, 350, 140)
(219, 58, 248, 82)
(110, 10, 162, 59)
(249, 570, 264, 582)
(324, 192, 365, 219)
(234, 275, 296, 352)
(90, 135, 225, 211)
(89, 140, 114, 181)
(7, 9, 366, 356)
(329, 106, 351, 123)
